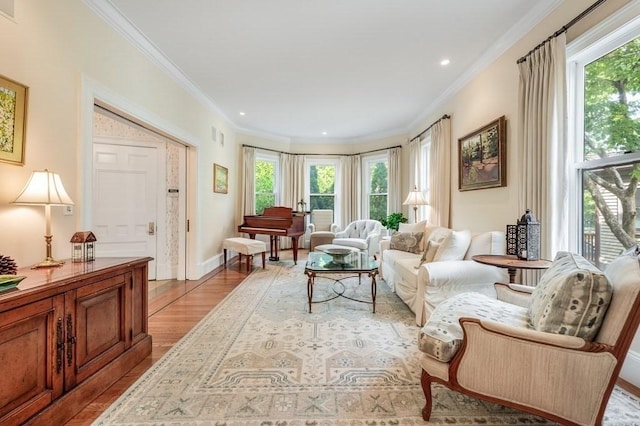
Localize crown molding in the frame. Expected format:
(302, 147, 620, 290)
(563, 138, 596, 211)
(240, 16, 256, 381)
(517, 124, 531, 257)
(407, 0, 563, 136)
(83, 0, 235, 129)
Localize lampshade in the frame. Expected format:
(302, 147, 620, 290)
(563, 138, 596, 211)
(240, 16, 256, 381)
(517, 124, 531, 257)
(402, 186, 428, 207)
(13, 169, 74, 206)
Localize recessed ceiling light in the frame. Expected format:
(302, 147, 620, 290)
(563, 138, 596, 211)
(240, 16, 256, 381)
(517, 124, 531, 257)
(440, 59, 450, 66)
(322, 131, 327, 136)
(239, 111, 245, 116)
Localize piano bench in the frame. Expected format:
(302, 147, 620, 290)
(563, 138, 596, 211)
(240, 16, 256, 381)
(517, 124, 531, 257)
(223, 237, 267, 271)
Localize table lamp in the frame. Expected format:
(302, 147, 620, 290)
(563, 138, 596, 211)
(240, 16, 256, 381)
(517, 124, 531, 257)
(402, 185, 428, 223)
(13, 169, 74, 268)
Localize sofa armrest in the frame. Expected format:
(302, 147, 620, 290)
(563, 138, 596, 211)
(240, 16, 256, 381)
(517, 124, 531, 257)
(494, 282, 533, 308)
(379, 238, 391, 261)
(334, 230, 347, 238)
(330, 223, 339, 233)
(419, 260, 508, 290)
(307, 223, 316, 233)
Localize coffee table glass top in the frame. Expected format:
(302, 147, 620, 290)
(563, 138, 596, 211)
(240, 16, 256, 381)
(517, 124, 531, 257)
(305, 251, 377, 272)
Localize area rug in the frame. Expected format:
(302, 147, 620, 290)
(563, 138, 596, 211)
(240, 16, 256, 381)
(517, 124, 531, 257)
(95, 261, 640, 425)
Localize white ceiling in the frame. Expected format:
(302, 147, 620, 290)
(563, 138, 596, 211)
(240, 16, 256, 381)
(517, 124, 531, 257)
(91, 0, 561, 143)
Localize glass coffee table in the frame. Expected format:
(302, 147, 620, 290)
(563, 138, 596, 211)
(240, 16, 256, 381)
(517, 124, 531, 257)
(304, 250, 379, 313)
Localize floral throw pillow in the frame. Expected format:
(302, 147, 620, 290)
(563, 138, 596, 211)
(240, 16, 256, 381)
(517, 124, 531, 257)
(389, 232, 424, 254)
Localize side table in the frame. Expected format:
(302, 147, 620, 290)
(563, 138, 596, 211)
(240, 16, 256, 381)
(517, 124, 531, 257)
(472, 254, 552, 283)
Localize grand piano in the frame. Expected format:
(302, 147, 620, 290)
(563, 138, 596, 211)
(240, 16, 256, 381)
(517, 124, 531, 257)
(238, 206, 306, 264)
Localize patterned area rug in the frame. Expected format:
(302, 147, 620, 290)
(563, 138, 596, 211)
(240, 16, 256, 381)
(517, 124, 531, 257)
(95, 261, 640, 425)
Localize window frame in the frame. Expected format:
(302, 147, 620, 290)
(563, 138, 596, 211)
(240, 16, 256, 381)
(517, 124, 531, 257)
(305, 157, 339, 218)
(362, 153, 388, 220)
(566, 4, 640, 255)
(254, 151, 280, 214)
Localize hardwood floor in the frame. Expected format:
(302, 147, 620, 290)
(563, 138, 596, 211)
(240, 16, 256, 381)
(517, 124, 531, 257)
(64, 257, 253, 425)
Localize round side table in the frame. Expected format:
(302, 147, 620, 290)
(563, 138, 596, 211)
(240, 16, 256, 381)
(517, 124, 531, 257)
(472, 254, 552, 283)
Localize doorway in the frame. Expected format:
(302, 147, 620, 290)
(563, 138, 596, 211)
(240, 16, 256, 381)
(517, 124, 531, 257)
(92, 106, 187, 280)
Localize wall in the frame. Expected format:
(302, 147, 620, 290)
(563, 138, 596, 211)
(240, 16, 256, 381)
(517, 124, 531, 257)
(0, 0, 237, 278)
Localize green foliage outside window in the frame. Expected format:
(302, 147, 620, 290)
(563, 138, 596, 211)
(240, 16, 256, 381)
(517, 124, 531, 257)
(369, 161, 388, 220)
(310, 165, 335, 210)
(583, 36, 640, 252)
(255, 159, 275, 214)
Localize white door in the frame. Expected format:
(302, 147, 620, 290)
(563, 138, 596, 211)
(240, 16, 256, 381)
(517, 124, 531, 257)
(93, 143, 158, 279)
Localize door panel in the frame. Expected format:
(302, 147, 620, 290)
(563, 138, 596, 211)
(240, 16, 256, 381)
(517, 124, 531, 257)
(93, 144, 157, 279)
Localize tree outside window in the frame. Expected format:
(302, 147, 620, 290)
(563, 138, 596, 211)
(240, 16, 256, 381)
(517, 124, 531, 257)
(369, 160, 388, 220)
(255, 158, 276, 215)
(309, 164, 335, 210)
(579, 35, 640, 267)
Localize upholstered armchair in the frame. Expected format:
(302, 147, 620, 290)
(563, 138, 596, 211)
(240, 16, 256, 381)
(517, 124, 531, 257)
(307, 209, 338, 251)
(418, 250, 640, 426)
(332, 219, 384, 256)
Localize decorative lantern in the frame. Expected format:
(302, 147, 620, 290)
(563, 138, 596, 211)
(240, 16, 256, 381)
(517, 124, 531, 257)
(506, 209, 540, 261)
(70, 231, 97, 263)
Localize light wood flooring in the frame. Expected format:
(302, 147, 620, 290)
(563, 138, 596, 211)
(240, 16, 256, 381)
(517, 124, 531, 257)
(64, 255, 255, 425)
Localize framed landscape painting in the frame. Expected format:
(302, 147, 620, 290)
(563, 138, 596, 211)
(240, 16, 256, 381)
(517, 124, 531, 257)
(458, 116, 506, 191)
(0, 75, 28, 165)
(213, 163, 228, 193)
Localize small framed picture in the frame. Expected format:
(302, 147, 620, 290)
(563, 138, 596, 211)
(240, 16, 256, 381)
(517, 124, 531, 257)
(0, 75, 28, 165)
(213, 163, 228, 194)
(458, 116, 506, 191)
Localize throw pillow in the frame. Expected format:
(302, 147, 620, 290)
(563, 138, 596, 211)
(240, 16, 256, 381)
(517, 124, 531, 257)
(389, 232, 424, 254)
(433, 229, 472, 261)
(414, 238, 443, 269)
(399, 220, 429, 250)
(528, 251, 612, 341)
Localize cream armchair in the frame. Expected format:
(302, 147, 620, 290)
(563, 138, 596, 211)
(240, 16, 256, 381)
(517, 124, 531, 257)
(307, 209, 338, 251)
(419, 250, 640, 426)
(332, 219, 384, 256)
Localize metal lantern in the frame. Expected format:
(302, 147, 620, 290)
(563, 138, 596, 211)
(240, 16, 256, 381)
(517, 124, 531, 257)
(506, 209, 540, 261)
(70, 231, 97, 263)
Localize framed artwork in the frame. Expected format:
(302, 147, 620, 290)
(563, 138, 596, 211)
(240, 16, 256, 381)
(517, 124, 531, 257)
(213, 163, 228, 193)
(0, 75, 28, 165)
(458, 116, 506, 191)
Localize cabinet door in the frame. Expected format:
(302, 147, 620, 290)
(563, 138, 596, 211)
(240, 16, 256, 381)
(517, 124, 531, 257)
(68, 272, 127, 387)
(0, 297, 64, 424)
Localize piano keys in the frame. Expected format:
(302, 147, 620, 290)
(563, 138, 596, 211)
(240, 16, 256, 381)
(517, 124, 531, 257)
(238, 206, 306, 264)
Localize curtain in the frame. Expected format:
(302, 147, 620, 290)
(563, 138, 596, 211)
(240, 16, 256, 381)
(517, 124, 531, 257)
(517, 33, 568, 262)
(387, 147, 402, 214)
(279, 153, 305, 249)
(242, 146, 256, 217)
(428, 117, 451, 227)
(338, 155, 361, 230)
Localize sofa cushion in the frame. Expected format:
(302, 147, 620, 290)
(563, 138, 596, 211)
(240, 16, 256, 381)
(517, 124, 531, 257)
(332, 238, 368, 251)
(418, 292, 530, 362)
(528, 252, 612, 341)
(434, 229, 472, 262)
(389, 232, 424, 254)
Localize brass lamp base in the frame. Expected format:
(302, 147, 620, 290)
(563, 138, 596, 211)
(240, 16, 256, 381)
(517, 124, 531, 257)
(31, 257, 65, 269)
(31, 234, 65, 268)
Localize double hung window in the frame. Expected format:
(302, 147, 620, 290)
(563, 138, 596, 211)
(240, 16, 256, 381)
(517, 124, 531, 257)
(254, 153, 279, 215)
(364, 155, 388, 220)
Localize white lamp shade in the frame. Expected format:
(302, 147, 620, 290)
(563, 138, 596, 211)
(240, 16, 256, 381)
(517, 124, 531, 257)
(402, 186, 428, 206)
(13, 169, 74, 205)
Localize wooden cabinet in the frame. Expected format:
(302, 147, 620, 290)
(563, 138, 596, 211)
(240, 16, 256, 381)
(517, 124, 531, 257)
(0, 257, 152, 425)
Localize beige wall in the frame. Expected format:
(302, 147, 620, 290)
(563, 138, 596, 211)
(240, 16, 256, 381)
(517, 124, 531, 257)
(0, 0, 238, 275)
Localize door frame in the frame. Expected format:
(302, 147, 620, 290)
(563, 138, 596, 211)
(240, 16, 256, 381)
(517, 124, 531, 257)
(80, 75, 197, 280)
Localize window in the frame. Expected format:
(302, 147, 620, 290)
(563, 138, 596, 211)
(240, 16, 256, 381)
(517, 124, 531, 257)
(308, 160, 336, 211)
(364, 155, 388, 220)
(568, 13, 640, 268)
(255, 154, 279, 215)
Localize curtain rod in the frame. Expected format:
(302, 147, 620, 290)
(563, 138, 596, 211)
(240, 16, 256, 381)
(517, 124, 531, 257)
(516, 0, 607, 64)
(242, 144, 402, 157)
(409, 114, 451, 143)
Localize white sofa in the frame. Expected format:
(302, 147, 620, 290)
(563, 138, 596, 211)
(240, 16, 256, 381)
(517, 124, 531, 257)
(379, 221, 508, 326)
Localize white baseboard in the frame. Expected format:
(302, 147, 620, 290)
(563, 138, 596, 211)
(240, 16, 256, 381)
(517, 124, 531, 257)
(621, 349, 640, 387)
(196, 253, 224, 279)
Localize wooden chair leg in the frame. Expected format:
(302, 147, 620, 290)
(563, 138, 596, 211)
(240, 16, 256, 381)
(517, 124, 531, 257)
(420, 369, 434, 421)
(261, 252, 266, 268)
(223, 249, 228, 267)
(247, 254, 252, 271)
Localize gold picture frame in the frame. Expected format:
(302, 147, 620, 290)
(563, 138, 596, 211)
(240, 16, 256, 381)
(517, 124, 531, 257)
(458, 116, 506, 191)
(213, 163, 228, 194)
(0, 75, 28, 165)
